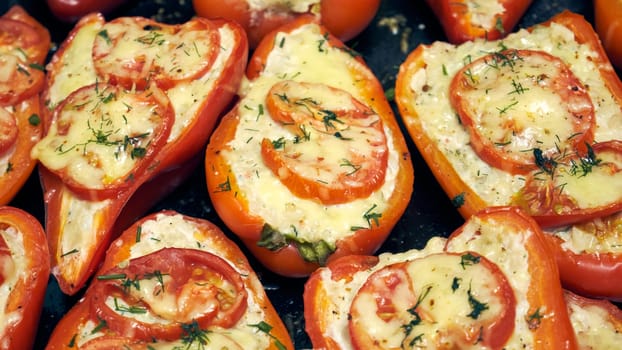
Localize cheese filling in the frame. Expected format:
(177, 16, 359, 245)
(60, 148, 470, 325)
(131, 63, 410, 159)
(567, 298, 622, 348)
(350, 252, 512, 348)
(445, 215, 535, 348)
(223, 23, 400, 244)
(550, 210, 622, 254)
(247, 0, 320, 13)
(0, 226, 26, 339)
(319, 237, 447, 349)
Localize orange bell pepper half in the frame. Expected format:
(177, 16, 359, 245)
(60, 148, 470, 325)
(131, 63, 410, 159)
(0, 206, 50, 350)
(205, 14, 414, 277)
(304, 206, 577, 349)
(46, 210, 293, 350)
(33, 13, 248, 295)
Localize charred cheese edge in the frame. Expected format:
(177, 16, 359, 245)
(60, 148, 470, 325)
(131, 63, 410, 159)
(222, 22, 400, 245)
(399, 21, 622, 253)
(38, 19, 240, 265)
(0, 225, 26, 341)
(75, 213, 274, 349)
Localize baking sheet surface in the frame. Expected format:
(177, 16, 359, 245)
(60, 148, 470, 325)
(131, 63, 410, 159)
(0, 0, 596, 348)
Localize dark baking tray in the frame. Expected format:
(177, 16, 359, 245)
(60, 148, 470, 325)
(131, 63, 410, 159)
(0, 0, 595, 348)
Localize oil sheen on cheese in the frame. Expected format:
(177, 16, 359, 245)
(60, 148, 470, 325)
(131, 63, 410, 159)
(78, 213, 272, 348)
(223, 23, 400, 244)
(407, 22, 621, 207)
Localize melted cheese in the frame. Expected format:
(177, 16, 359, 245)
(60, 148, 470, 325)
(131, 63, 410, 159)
(45, 19, 102, 111)
(165, 25, 236, 141)
(550, 210, 622, 254)
(32, 86, 165, 189)
(75, 213, 272, 348)
(319, 236, 447, 349)
(445, 216, 534, 348)
(53, 193, 109, 279)
(556, 151, 622, 209)
(351, 253, 510, 348)
(45, 20, 237, 145)
(0, 107, 17, 174)
(567, 298, 622, 349)
(223, 23, 400, 244)
(94, 19, 216, 84)
(247, 0, 319, 13)
(466, 0, 505, 29)
(0, 226, 26, 340)
(405, 22, 622, 206)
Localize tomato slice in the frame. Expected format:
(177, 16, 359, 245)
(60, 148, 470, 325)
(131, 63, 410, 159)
(348, 252, 516, 349)
(261, 80, 389, 204)
(32, 83, 173, 200)
(89, 247, 248, 342)
(513, 140, 622, 227)
(0, 108, 17, 156)
(450, 49, 595, 175)
(0, 18, 45, 106)
(92, 17, 220, 91)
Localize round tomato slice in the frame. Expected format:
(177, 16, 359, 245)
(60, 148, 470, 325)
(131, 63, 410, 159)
(89, 247, 248, 342)
(0, 108, 17, 156)
(261, 80, 388, 204)
(348, 252, 516, 349)
(450, 49, 595, 174)
(92, 17, 220, 91)
(31, 83, 173, 200)
(0, 18, 45, 106)
(513, 140, 622, 227)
